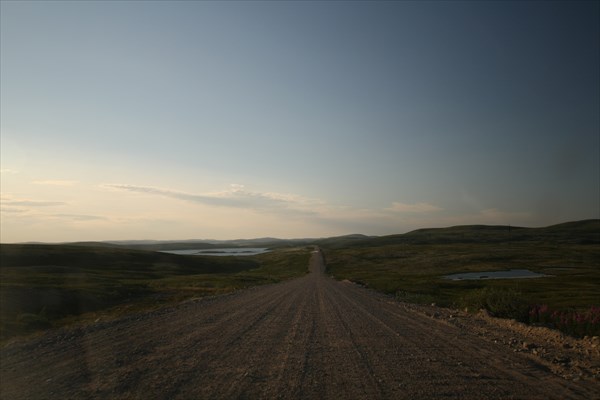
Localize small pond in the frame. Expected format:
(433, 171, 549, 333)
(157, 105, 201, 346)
(443, 269, 549, 281)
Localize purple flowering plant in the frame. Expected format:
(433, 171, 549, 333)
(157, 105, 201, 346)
(529, 304, 600, 337)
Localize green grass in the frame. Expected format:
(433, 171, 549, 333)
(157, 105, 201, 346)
(0, 244, 311, 341)
(323, 240, 600, 312)
(147, 248, 311, 299)
(322, 221, 600, 337)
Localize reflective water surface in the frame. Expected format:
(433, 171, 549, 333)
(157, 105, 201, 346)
(161, 248, 270, 256)
(444, 269, 549, 280)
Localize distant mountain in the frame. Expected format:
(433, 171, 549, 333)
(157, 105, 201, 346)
(84, 235, 378, 251)
(312, 234, 376, 247)
(65, 241, 131, 248)
(88, 237, 309, 251)
(318, 219, 599, 248)
(7, 220, 597, 249)
(104, 241, 224, 251)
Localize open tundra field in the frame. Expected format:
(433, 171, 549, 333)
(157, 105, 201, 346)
(321, 220, 600, 336)
(1, 220, 598, 342)
(0, 244, 310, 341)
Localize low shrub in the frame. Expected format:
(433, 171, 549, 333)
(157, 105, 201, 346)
(395, 291, 437, 305)
(15, 309, 52, 333)
(460, 287, 530, 322)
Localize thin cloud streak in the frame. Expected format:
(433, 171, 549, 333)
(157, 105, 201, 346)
(50, 214, 108, 221)
(2, 200, 67, 207)
(388, 202, 443, 213)
(103, 184, 320, 217)
(0, 206, 29, 214)
(103, 183, 531, 235)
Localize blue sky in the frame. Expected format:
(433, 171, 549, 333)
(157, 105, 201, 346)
(1, 1, 598, 242)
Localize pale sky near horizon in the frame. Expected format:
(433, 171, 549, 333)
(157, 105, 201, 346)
(1, 1, 599, 242)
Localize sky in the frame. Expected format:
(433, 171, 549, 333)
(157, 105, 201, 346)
(1, 0, 599, 242)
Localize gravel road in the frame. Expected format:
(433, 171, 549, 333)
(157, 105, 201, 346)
(1, 249, 598, 399)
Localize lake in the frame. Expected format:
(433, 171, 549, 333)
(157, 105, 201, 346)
(160, 248, 270, 257)
(443, 269, 549, 281)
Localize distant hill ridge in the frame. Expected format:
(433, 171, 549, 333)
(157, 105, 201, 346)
(4, 220, 598, 249)
(337, 219, 599, 247)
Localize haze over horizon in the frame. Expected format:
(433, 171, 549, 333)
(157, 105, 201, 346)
(1, 1, 599, 243)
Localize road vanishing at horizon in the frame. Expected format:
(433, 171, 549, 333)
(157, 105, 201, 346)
(1, 250, 598, 399)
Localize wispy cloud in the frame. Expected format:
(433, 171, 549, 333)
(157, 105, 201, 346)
(103, 183, 320, 216)
(32, 180, 78, 186)
(0, 169, 18, 174)
(0, 206, 30, 214)
(1, 197, 68, 220)
(99, 183, 534, 237)
(50, 214, 108, 221)
(2, 200, 67, 207)
(387, 201, 442, 213)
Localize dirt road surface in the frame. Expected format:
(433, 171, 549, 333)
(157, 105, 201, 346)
(1, 250, 599, 399)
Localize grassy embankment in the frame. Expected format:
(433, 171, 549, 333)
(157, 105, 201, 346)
(321, 220, 600, 336)
(0, 244, 311, 341)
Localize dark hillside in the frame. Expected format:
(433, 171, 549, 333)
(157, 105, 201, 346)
(322, 220, 599, 248)
(531, 220, 600, 244)
(0, 244, 259, 339)
(313, 234, 374, 248)
(0, 244, 257, 274)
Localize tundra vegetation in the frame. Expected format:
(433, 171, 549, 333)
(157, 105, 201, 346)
(320, 220, 600, 337)
(1, 220, 598, 341)
(0, 244, 310, 341)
